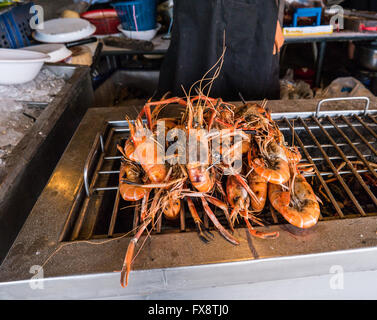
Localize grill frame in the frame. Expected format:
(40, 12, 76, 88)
(3, 99, 377, 289)
(59, 97, 377, 242)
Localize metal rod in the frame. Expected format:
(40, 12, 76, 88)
(93, 187, 119, 191)
(104, 156, 122, 160)
(83, 133, 101, 197)
(98, 170, 120, 174)
(103, 151, 374, 163)
(85, 129, 115, 195)
(300, 117, 366, 216)
(58, 180, 86, 242)
(277, 122, 377, 132)
(110, 120, 376, 133)
(324, 116, 377, 207)
(93, 168, 377, 186)
(156, 211, 162, 233)
(293, 141, 375, 149)
(108, 188, 121, 237)
(272, 109, 377, 121)
(341, 115, 377, 160)
(71, 128, 114, 240)
(284, 118, 343, 218)
(354, 114, 377, 141)
(316, 97, 370, 118)
(303, 169, 377, 178)
(368, 114, 377, 126)
(311, 155, 372, 162)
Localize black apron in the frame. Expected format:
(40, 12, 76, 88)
(158, 0, 280, 101)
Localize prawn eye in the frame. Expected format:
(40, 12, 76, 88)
(194, 175, 204, 183)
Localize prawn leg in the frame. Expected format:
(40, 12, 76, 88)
(120, 219, 151, 287)
(244, 216, 279, 239)
(230, 205, 240, 225)
(207, 108, 217, 131)
(137, 104, 153, 130)
(140, 191, 150, 221)
(234, 174, 261, 207)
(187, 197, 214, 243)
(200, 197, 240, 245)
(206, 196, 234, 232)
(138, 97, 188, 129)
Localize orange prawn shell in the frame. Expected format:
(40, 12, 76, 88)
(187, 165, 215, 193)
(226, 175, 250, 210)
(268, 174, 320, 229)
(252, 157, 290, 185)
(248, 171, 267, 212)
(284, 146, 302, 164)
(119, 162, 148, 202)
(130, 120, 167, 184)
(124, 139, 139, 162)
(163, 199, 181, 220)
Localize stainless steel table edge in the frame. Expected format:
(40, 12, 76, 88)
(1, 246, 377, 299)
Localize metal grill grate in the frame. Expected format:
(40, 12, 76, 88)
(59, 98, 377, 242)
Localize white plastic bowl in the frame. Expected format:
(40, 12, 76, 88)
(0, 49, 49, 85)
(117, 23, 161, 41)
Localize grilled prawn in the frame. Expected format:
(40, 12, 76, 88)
(268, 173, 320, 229)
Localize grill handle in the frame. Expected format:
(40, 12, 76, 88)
(83, 132, 104, 197)
(316, 96, 370, 118)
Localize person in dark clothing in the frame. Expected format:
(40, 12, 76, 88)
(158, 0, 284, 101)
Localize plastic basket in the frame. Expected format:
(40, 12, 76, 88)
(112, 0, 156, 32)
(81, 9, 120, 35)
(0, 13, 16, 48)
(0, 2, 34, 48)
(8, 2, 34, 47)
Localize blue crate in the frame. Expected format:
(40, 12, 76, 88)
(112, 0, 157, 31)
(0, 3, 34, 48)
(8, 2, 34, 47)
(0, 12, 17, 48)
(292, 7, 322, 27)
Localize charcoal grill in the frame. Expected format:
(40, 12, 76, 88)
(1, 97, 377, 299)
(59, 97, 377, 242)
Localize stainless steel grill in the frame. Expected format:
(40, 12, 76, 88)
(59, 97, 377, 242)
